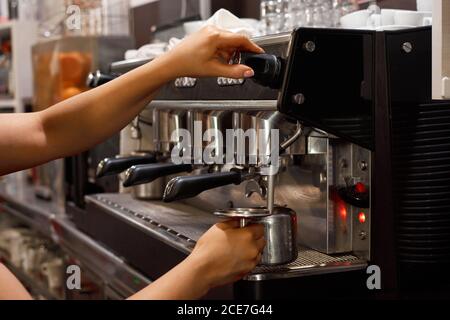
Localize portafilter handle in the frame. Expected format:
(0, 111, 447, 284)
(96, 154, 157, 178)
(163, 171, 244, 203)
(123, 163, 194, 188)
(87, 70, 119, 88)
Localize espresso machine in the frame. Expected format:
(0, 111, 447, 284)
(69, 26, 450, 299)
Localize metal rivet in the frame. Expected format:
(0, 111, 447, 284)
(402, 42, 413, 53)
(304, 41, 316, 52)
(292, 93, 306, 105)
(359, 160, 368, 171)
(359, 231, 367, 240)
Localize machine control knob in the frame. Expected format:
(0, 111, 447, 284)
(355, 182, 367, 194)
(338, 183, 370, 209)
(236, 52, 284, 89)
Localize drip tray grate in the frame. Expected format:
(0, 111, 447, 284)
(248, 250, 365, 281)
(254, 249, 360, 273)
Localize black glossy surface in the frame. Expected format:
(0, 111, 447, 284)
(280, 28, 375, 150)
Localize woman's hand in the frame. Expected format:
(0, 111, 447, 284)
(188, 221, 266, 289)
(163, 26, 264, 79)
(129, 222, 265, 300)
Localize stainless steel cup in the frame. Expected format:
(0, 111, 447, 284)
(256, 207, 298, 266)
(214, 207, 298, 266)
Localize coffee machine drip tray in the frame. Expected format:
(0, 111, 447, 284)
(248, 250, 365, 281)
(83, 194, 367, 282)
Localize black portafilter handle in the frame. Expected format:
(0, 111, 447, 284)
(96, 154, 157, 179)
(123, 163, 194, 188)
(87, 70, 119, 88)
(240, 52, 284, 89)
(163, 171, 243, 203)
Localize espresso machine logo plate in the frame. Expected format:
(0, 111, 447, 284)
(216, 51, 246, 87)
(175, 77, 197, 88)
(217, 77, 245, 86)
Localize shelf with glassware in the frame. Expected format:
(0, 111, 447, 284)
(0, 20, 37, 113)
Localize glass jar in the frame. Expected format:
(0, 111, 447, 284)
(260, 0, 283, 35)
(65, 0, 130, 37)
(38, 0, 130, 38)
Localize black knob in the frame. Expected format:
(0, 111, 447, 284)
(240, 53, 284, 89)
(338, 185, 370, 209)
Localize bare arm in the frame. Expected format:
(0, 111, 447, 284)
(129, 222, 265, 300)
(0, 64, 162, 175)
(0, 264, 32, 300)
(0, 27, 262, 176)
(0, 27, 265, 300)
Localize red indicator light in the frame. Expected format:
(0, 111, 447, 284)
(339, 206, 348, 220)
(358, 212, 367, 224)
(355, 183, 367, 194)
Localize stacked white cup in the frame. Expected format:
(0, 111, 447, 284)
(340, 0, 433, 30)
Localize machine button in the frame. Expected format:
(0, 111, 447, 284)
(355, 182, 367, 194)
(338, 184, 370, 209)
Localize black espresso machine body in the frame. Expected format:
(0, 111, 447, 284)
(278, 26, 450, 297)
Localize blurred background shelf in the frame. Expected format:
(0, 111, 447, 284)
(0, 256, 61, 300)
(0, 20, 37, 113)
(0, 98, 16, 106)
